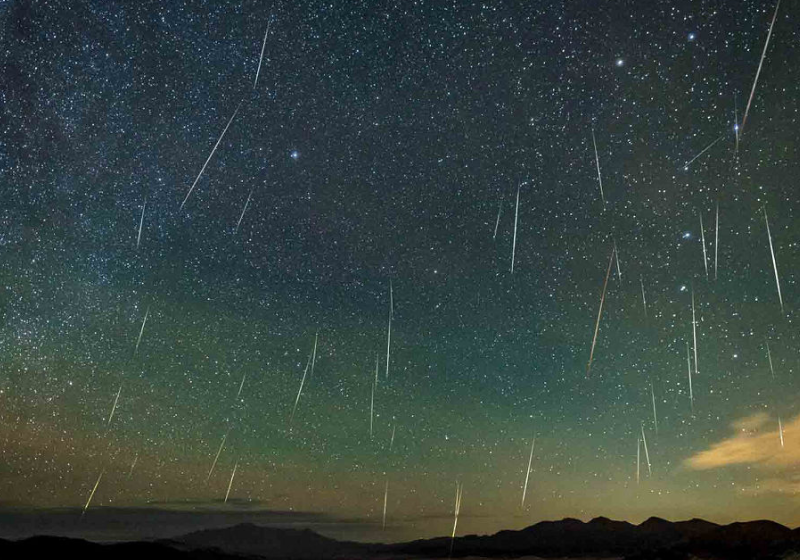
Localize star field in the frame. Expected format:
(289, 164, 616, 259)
(1, 0, 799, 543)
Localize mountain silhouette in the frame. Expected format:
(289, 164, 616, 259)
(389, 517, 800, 559)
(160, 522, 370, 559)
(0, 535, 246, 560)
(3, 517, 800, 559)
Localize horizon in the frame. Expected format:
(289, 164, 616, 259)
(0, 504, 797, 544)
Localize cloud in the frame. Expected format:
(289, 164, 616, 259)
(731, 412, 771, 432)
(143, 498, 286, 511)
(684, 412, 797, 471)
(743, 475, 800, 497)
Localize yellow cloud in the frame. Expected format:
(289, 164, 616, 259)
(685, 412, 798, 470)
(731, 412, 770, 432)
(742, 476, 800, 496)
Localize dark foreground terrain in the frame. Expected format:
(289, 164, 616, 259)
(2, 516, 800, 559)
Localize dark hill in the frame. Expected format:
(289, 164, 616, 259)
(4, 517, 800, 559)
(389, 516, 799, 559)
(162, 522, 373, 559)
(683, 520, 798, 560)
(0, 535, 248, 560)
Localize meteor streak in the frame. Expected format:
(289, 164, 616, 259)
(253, 16, 272, 89)
(591, 127, 605, 204)
(137, 195, 146, 249)
(493, 194, 503, 239)
(82, 470, 104, 516)
(640, 276, 647, 317)
(224, 461, 238, 503)
(311, 331, 318, 377)
(641, 424, 652, 476)
(586, 248, 614, 376)
(180, 100, 244, 210)
(207, 432, 227, 482)
(382, 479, 389, 528)
(699, 212, 709, 279)
(235, 188, 253, 233)
(767, 341, 775, 379)
(450, 482, 463, 557)
(692, 287, 698, 377)
(734, 93, 740, 153)
(237, 373, 246, 399)
(651, 383, 658, 435)
(511, 183, 520, 273)
(764, 207, 783, 312)
(290, 352, 313, 423)
(741, 0, 781, 135)
(521, 436, 535, 508)
(682, 135, 724, 170)
(107, 384, 122, 426)
(135, 306, 150, 357)
(687, 342, 694, 414)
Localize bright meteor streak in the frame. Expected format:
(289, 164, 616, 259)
(587, 248, 614, 376)
(591, 127, 605, 204)
(180, 100, 244, 210)
(254, 16, 273, 89)
(134, 306, 150, 357)
(682, 135, 723, 170)
(764, 207, 783, 312)
(82, 470, 104, 517)
(511, 183, 520, 273)
(521, 436, 536, 508)
(741, 0, 781, 136)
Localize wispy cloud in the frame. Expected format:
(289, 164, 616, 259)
(144, 498, 285, 511)
(745, 474, 800, 497)
(685, 412, 796, 471)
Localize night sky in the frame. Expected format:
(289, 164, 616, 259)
(1, 0, 799, 544)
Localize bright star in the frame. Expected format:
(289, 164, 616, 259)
(615, 58, 624, 67)
(290, 150, 300, 160)
(688, 33, 696, 41)
(682, 231, 692, 239)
